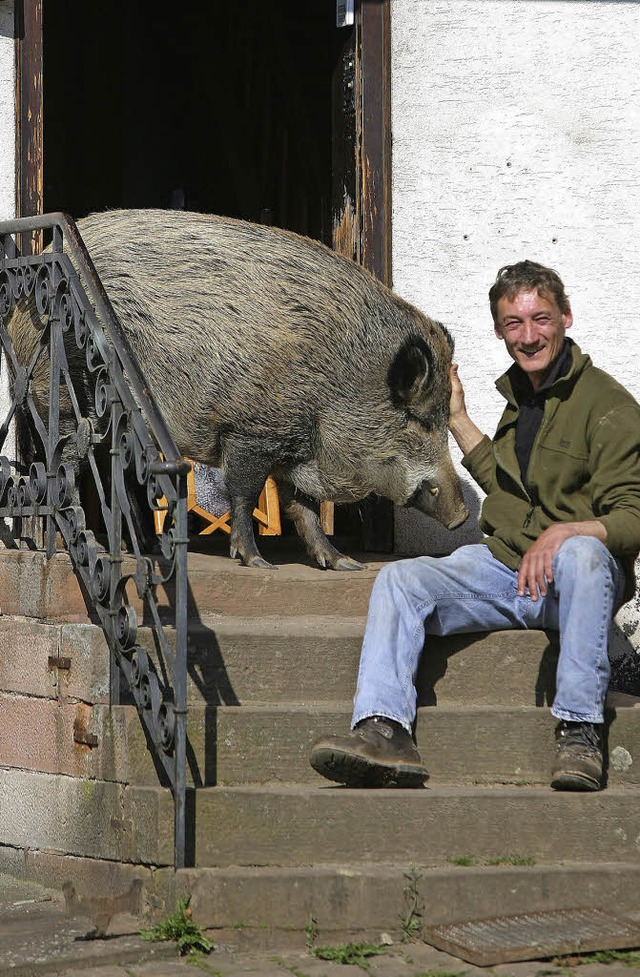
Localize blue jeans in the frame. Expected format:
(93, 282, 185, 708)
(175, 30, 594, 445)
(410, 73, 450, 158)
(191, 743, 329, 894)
(352, 539, 626, 730)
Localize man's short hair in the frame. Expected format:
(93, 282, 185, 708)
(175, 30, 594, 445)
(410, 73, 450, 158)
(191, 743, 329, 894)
(489, 260, 571, 323)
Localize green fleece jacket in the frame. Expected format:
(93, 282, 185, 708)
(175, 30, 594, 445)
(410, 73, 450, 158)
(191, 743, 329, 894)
(462, 340, 640, 601)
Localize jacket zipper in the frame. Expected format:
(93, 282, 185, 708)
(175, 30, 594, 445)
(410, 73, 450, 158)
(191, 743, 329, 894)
(522, 410, 547, 529)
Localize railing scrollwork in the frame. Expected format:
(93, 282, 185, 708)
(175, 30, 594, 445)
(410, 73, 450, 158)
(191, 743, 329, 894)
(0, 213, 189, 869)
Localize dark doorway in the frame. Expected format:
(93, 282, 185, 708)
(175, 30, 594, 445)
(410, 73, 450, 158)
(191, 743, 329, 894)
(43, 1, 336, 244)
(21, 0, 392, 550)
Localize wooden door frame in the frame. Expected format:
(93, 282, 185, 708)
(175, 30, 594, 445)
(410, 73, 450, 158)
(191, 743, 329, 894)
(15, 0, 43, 225)
(332, 0, 392, 287)
(359, 0, 392, 287)
(332, 0, 394, 549)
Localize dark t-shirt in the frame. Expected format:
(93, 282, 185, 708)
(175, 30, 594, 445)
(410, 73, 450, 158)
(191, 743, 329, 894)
(511, 340, 573, 487)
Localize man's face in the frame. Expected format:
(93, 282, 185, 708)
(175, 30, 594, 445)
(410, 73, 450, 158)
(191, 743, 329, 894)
(494, 288, 572, 390)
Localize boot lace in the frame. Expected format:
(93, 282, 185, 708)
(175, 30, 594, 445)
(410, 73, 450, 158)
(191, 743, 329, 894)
(556, 721, 601, 753)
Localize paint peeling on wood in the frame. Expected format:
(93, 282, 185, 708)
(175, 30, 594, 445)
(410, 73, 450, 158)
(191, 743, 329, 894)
(332, 189, 358, 261)
(362, 150, 379, 259)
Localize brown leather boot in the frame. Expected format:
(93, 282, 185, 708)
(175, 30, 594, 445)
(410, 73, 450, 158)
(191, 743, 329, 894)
(309, 716, 429, 787)
(550, 720, 603, 792)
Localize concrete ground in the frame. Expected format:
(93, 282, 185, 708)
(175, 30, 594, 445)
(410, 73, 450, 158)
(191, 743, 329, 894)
(2, 875, 640, 977)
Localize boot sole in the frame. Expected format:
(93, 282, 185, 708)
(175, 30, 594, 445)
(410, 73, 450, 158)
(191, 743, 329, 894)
(309, 745, 428, 788)
(550, 770, 601, 792)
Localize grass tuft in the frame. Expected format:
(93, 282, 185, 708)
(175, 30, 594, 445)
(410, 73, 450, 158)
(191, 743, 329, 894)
(140, 895, 213, 957)
(544, 948, 640, 969)
(401, 864, 424, 942)
(447, 853, 535, 867)
(310, 941, 388, 970)
(447, 855, 477, 866)
(485, 854, 536, 866)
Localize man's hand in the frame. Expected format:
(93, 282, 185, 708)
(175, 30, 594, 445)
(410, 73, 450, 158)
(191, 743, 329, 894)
(448, 364, 485, 455)
(518, 521, 608, 600)
(449, 363, 467, 421)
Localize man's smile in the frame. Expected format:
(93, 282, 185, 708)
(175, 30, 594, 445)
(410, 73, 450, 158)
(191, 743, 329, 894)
(495, 289, 572, 390)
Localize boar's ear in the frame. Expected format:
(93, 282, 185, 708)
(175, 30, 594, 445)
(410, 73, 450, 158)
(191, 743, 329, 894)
(387, 337, 434, 408)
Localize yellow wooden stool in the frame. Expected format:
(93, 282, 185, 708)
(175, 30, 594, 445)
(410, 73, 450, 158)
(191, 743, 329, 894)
(154, 459, 334, 538)
(154, 461, 282, 536)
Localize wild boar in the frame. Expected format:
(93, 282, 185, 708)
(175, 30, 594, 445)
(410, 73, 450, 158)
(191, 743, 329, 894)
(8, 209, 468, 569)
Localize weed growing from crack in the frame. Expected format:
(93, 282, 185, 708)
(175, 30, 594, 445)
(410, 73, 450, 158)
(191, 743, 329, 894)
(140, 895, 213, 957)
(447, 855, 477, 866)
(586, 948, 640, 965)
(310, 942, 388, 970)
(305, 914, 319, 949)
(541, 948, 640, 970)
(401, 864, 424, 942)
(447, 853, 535, 867)
(485, 854, 536, 866)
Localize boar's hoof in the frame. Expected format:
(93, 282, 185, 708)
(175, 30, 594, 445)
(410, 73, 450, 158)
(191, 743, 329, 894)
(229, 544, 277, 570)
(312, 540, 366, 571)
(316, 553, 365, 571)
(242, 556, 278, 570)
(333, 556, 366, 571)
(242, 555, 278, 570)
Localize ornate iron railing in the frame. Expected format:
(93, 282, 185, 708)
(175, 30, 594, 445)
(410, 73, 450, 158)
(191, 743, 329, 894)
(0, 213, 190, 868)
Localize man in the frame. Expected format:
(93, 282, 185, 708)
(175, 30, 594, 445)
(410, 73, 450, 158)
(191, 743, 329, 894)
(310, 260, 640, 792)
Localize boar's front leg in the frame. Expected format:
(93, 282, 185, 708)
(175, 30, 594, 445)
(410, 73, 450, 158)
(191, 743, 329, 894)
(277, 482, 365, 571)
(223, 443, 275, 570)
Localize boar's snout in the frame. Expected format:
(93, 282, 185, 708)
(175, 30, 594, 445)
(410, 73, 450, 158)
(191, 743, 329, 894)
(410, 473, 469, 531)
(444, 502, 470, 531)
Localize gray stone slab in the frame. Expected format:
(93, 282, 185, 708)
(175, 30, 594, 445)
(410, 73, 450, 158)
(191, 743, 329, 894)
(138, 617, 553, 708)
(0, 770, 173, 864)
(213, 701, 640, 788)
(194, 783, 640, 868)
(180, 861, 640, 937)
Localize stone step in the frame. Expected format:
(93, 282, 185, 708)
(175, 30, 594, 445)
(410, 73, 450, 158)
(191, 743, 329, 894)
(148, 615, 365, 706)
(0, 547, 386, 623)
(0, 607, 557, 707)
(173, 544, 386, 618)
(2, 843, 639, 947)
(6, 766, 640, 873)
(193, 783, 640, 868)
(4, 699, 638, 791)
(180, 861, 640, 942)
(140, 618, 555, 707)
(212, 701, 640, 788)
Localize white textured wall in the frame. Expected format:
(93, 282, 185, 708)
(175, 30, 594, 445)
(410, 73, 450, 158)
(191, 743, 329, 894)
(0, 2, 14, 220)
(391, 0, 640, 556)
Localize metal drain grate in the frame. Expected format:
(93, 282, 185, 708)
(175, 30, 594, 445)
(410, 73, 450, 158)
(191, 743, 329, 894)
(425, 908, 640, 966)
